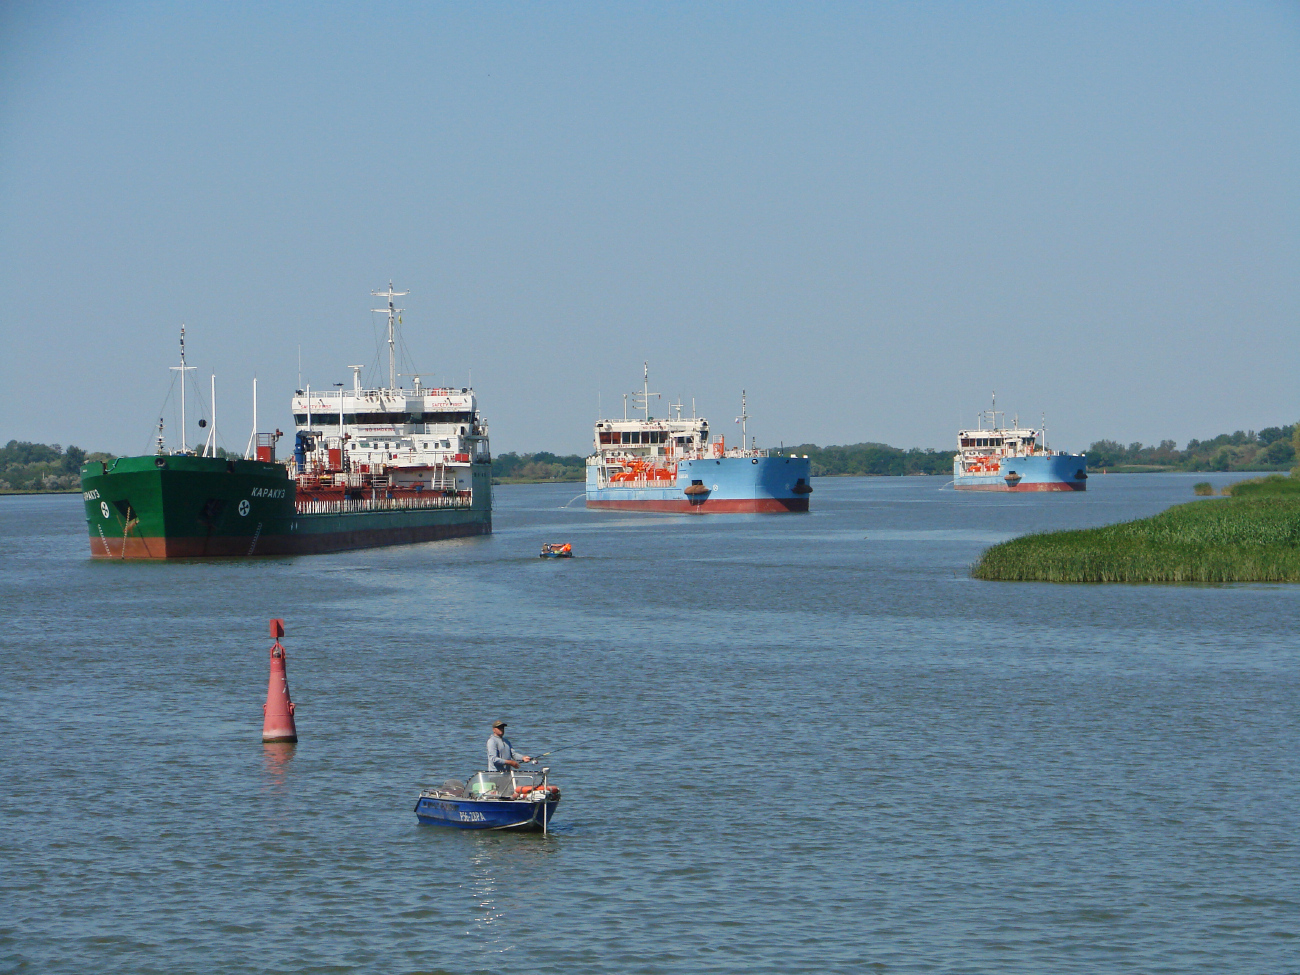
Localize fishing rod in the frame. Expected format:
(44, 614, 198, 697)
(523, 747, 564, 764)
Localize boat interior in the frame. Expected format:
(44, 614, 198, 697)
(437, 770, 551, 800)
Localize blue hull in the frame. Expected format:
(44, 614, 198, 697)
(953, 453, 1088, 491)
(586, 455, 812, 512)
(414, 794, 559, 831)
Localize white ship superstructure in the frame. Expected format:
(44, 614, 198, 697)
(291, 376, 489, 492)
(288, 283, 491, 495)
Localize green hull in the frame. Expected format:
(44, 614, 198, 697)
(81, 455, 491, 559)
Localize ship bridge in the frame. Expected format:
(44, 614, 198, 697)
(593, 416, 709, 457)
(292, 380, 489, 477)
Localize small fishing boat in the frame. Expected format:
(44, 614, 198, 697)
(539, 543, 573, 558)
(415, 768, 561, 832)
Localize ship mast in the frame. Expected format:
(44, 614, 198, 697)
(631, 361, 660, 421)
(203, 374, 217, 457)
(736, 389, 749, 453)
(371, 281, 409, 391)
(170, 325, 196, 453)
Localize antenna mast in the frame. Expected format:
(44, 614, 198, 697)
(736, 389, 749, 453)
(245, 377, 258, 459)
(170, 326, 196, 453)
(371, 281, 409, 391)
(631, 361, 660, 420)
(204, 374, 217, 457)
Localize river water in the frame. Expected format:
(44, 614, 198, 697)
(2, 473, 1297, 974)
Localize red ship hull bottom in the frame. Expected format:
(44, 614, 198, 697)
(953, 482, 1085, 492)
(585, 498, 809, 513)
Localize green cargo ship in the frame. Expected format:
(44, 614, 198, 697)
(81, 454, 491, 558)
(81, 285, 493, 559)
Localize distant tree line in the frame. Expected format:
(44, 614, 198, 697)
(1086, 424, 1297, 472)
(7, 425, 1299, 494)
(491, 444, 957, 481)
(786, 443, 955, 477)
(0, 440, 111, 492)
(491, 451, 586, 483)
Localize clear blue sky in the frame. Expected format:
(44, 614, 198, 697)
(2, 2, 1297, 456)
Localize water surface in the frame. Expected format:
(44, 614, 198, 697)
(1, 473, 1296, 973)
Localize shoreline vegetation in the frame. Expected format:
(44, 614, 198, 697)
(1085, 424, 1296, 473)
(972, 474, 1300, 584)
(6, 423, 1299, 492)
(0, 441, 109, 494)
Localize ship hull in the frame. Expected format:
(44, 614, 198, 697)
(586, 455, 812, 513)
(82, 456, 491, 559)
(953, 454, 1087, 492)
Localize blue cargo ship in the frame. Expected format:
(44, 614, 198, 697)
(586, 366, 812, 513)
(953, 402, 1087, 492)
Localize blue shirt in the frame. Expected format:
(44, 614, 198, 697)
(487, 733, 522, 771)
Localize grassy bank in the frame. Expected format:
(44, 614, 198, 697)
(972, 476, 1300, 583)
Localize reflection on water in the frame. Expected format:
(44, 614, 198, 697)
(468, 847, 506, 939)
(260, 742, 296, 789)
(466, 833, 562, 944)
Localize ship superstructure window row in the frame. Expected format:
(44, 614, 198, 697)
(294, 411, 476, 427)
(598, 431, 670, 445)
(958, 436, 1037, 449)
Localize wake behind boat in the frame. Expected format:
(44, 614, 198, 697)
(415, 768, 560, 832)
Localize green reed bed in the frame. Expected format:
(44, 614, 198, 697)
(972, 491, 1300, 583)
(1222, 473, 1300, 498)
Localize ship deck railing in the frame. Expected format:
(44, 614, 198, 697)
(295, 494, 474, 515)
(597, 476, 678, 489)
(594, 447, 774, 466)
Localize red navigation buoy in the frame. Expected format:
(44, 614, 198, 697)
(262, 618, 298, 743)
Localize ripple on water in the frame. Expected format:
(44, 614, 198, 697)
(1, 482, 1298, 973)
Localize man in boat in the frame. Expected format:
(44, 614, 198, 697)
(487, 720, 532, 771)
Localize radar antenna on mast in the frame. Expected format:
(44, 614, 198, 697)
(631, 361, 660, 420)
(371, 281, 409, 391)
(735, 389, 750, 453)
